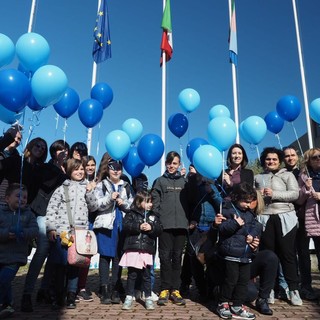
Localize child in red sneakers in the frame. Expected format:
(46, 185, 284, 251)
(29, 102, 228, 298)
(216, 182, 262, 320)
(120, 191, 162, 310)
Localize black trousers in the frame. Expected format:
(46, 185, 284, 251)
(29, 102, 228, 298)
(158, 229, 186, 291)
(126, 266, 152, 297)
(260, 214, 299, 290)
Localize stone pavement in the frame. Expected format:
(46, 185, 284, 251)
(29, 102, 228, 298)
(10, 269, 320, 320)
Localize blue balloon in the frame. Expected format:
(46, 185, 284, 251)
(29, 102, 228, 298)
(91, 82, 113, 109)
(137, 134, 164, 167)
(186, 137, 209, 163)
(0, 69, 31, 112)
(31, 65, 68, 107)
(264, 111, 284, 134)
(207, 117, 237, 151)
(122, 118, 143, 144)
(0, 104, 22, 124)
(276, 95, 301, 122)
(16, 32, 50, 72)
(168, 113, 189, 138)
(0, 34, 15, 68)
(310, 98, 320, 124)
(78, 99, 103, 128)
(178, 88, 200, 113)
(122, 146, 145, 177)
(28, 95, 44, 111)
(193, 145, 223, 179)
(240, 116, 267, 145)
(209, 104, 231, 120)
(54, 87, 80, 119)
(105, 130, 131, 160)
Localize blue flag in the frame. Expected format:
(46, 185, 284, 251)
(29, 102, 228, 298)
(92, 0, 111, 63)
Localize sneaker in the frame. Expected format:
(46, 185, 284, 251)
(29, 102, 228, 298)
(145, 297, 155, 310)
(300, 287, 318, 301)
(230, 305, 255, 320)
(216, 302, 232, 319)
(289, 290, 303, 306)
(111, 290, 121, 304)
(255, 298, 273, 316)
(0, 304, 15, 319)
(170, 290, 186, 305)
(151, 291, 159, 302)
(77, 289, 93, 302)
(20, 294, 33, 312)
(157, 290, 170, 306)
(122, 295, 133, 310)
(66, 292, 77, 309)
(267, 289, 275, 304)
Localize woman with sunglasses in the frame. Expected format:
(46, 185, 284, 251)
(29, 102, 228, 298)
(296, 148, 320, 301)
(254, 147, 302, 306)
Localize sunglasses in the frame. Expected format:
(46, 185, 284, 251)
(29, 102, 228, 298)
(311, 154, 320, 160)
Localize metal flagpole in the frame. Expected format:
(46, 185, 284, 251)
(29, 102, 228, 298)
(160, 0, 167, 175)
(28, 0, 37, 32)
(87, 0, 101, 155)
(292, 0, 313, 149)
(228, 0, 239, 143)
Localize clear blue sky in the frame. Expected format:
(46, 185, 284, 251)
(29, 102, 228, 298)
(1, 0, 320, 184)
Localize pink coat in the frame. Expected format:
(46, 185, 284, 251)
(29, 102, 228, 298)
(297, 173, 320, 237)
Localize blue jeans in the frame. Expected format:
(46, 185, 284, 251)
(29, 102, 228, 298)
(23, 216, 50, 294)
(0, 264, 20, 305)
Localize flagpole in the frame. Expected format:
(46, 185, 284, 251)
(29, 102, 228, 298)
(292, 0, 313, 149)
(228, 0, 239, 143)
(160, 0, 167, 175)
(87, 0, 102, 155)
(28, 0, 37, 32)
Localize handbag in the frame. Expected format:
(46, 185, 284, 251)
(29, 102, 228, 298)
(63, 186, 98, 268)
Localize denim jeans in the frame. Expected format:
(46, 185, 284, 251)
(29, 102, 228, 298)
(0, 264, 20, 305)
(23, 216, 50, 294)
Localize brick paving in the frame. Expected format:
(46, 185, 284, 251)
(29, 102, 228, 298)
(10, 269, 320, 320)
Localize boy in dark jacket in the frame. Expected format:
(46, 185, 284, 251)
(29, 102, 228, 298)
(0, 183, 39, 318)
(217, 182, 262, 320)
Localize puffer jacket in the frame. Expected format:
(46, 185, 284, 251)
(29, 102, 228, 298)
(151, 171, 189, 230)
(218, 201, 262, 263)
(46, 179, 89, 235)
(122, 208, 163, 255)
(0, 204, 39, 265)
(296, 171, 320, 236)
(85, 178, 133, 220)
(254, 168, 299, 215)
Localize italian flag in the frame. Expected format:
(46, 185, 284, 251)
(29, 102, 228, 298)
(160, 0, 173, 65)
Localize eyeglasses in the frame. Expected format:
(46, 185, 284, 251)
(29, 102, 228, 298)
(265, 158, 278, 162)
(311, 154, 320, 160)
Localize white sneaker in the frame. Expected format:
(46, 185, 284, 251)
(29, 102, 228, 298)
(289, 290, 303, 306)
(267, 289, 275, 304)
(151, 291, 159, 302)
(122, 295, 134, 310)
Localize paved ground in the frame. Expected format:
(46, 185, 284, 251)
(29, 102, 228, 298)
(10, 269, 320, 320)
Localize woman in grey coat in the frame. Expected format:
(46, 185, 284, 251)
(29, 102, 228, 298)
(254, 147, 302, 306)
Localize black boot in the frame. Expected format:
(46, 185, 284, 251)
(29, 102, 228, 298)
(111, 289, 121, 304)
(66, 292, 76, 309)
(256, 297, 273, 315)
(100, 285, 111, 304)
(21, 294, 33, 312)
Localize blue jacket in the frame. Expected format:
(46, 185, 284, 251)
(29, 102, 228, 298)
(218, 201, 262, 263)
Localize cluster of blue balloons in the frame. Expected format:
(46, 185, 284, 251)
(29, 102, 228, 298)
(0, 33, 69, 124)
(104, 119, 164, 177)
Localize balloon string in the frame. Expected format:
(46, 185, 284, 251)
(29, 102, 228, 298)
(220, 150, 226, 214)
(62, 119, 68, 142)
(96, 122, 101, 157)
(55, 113, 60, 136)
(179, 142, 184, 169)
(275, 133, 283, 149)
(291, 122, 304, 156)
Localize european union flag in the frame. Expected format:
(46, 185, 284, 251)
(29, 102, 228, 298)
(92, 0, 111, 63)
